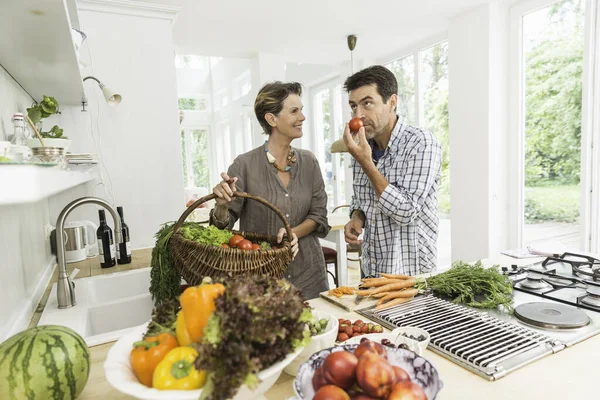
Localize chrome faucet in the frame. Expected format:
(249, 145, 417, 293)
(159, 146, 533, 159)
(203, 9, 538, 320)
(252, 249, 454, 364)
(55, 197, 123, 309)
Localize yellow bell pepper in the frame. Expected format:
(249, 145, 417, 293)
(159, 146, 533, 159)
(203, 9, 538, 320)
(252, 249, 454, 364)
(179, 281, 225, 343)
(152, 347, 206, 390)
(175, 311, 192, 346)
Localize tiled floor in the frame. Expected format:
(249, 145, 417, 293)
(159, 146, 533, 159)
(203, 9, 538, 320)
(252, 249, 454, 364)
(28, 248, 153, 329)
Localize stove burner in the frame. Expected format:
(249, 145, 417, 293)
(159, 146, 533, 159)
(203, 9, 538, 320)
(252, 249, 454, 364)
(514, 302, 591, 329)
(519, 273, 552, 290)
(580, 286, 600, 308)
(542, 252, 600, 281)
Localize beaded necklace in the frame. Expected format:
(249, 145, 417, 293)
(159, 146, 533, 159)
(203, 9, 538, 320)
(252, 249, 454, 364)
(264, 140, 296, 172)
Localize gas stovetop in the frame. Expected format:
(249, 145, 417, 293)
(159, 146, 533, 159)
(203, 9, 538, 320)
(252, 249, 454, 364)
(506, 252, 600, 313)
(356, 253, 600, 381)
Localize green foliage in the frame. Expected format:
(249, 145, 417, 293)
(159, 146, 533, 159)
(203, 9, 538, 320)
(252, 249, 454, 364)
(525, 0, 584, 187)
(524, 185, 580, 223)
(26, 95, 68, 139)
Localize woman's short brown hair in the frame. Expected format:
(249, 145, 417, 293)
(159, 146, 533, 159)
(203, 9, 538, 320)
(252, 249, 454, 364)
(254, 81, 303, 135)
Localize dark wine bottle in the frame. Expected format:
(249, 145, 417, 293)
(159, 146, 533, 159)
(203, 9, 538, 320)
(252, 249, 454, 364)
(117, 206, 131, 264)
(97, 210, 116, 268)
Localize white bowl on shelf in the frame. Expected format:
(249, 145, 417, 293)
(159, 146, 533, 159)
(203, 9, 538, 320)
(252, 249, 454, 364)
(283, 310, 339, 377)
(104, 322, 304, 400)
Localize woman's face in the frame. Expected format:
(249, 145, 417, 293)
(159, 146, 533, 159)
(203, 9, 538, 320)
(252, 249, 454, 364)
(270, 94, 305, 139)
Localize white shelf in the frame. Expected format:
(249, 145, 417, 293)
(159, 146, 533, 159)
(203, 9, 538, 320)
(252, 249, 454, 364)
(0, 0, 84, 105)
(0, 165, 97, 205)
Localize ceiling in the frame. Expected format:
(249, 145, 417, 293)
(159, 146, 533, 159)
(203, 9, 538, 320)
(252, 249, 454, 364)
(140, 0, 491, 64)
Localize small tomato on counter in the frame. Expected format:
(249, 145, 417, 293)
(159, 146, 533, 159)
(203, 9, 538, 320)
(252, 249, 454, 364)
(152, 347, 206, 390)
(130, 332, 179, 387)
(179, 280, 226, 343)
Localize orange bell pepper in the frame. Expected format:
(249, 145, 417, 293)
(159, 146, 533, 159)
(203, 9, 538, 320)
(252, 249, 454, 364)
(179, 281, 225, 343)
(130, 332, 178, 387)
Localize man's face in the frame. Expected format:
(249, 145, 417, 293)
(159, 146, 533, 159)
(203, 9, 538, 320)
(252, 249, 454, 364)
(348, 84, 397, 140)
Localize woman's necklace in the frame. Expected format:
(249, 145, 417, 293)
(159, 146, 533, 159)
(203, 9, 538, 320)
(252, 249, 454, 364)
(264, 140, 296, 172)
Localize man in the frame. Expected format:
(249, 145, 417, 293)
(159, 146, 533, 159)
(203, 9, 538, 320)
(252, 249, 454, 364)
(343, 65, 442, 277)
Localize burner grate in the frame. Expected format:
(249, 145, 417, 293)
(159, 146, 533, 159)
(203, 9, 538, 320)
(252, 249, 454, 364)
(357, 295, 563, 380)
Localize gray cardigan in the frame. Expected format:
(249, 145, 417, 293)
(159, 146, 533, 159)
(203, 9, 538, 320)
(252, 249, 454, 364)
(210, 145, 331, 299)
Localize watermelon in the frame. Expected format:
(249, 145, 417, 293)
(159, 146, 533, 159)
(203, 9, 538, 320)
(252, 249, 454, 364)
(0, 325, 90, 400)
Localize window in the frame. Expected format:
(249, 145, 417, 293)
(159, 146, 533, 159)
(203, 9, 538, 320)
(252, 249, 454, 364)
(181, 127, 210, 190)
(313, 83, 346, 211)
(178, 97, 208, 111)
(384, 40, 450, 267)
(232, 71, 252, 100)
(516, 0, 586, 250)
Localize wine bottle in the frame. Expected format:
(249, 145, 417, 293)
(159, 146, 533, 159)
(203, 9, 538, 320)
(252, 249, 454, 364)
(117, 206, 131, 264)
(97, 210, 116, 268)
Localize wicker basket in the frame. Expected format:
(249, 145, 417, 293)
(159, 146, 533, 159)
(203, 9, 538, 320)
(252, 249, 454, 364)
(169, 191, 293, 285)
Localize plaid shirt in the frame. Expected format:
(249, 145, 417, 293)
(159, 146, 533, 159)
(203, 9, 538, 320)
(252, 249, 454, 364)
(350, 116, 442, 276)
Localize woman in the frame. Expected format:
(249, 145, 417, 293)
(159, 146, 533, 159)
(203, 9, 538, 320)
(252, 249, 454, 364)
(210, 81, 330, 299)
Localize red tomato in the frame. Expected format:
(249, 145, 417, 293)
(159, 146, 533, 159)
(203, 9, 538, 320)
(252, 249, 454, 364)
(349, 117, 364, 133)
(250, 244, 262, 251)
(221, 243, 230, 248)
(229, 235, 245, 247)
(238, 239, 253, 250)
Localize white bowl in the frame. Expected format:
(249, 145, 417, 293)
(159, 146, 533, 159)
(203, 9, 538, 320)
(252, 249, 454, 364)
(26, 138, 71, 151)
(344, 331, 424, 356)
(104, 322, 304, 400)
(293, 344, 443, 399)
(391, 326, 430, 352)
(284, 310, 339, 376)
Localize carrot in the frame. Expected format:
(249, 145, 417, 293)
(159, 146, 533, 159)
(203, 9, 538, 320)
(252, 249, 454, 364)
(355, 289, 375, 296)
(370, 278, 417, 295)
(360, 278, 405, 288)
(375, 297, 413, 310)
(381, 273, 412, 280)
(372, 292, 390, 298)
(379, 288, 419, 304)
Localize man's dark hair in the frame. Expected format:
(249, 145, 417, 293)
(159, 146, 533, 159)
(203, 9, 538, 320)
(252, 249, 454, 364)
(343, 65, 398, 104)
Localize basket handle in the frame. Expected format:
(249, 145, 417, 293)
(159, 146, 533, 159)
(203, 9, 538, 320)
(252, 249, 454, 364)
(172, 191, 294, 246)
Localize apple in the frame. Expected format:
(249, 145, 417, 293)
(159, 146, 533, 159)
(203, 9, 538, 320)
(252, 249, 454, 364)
(388, 381, 428, 400)
(351, 394, 379, 400)
(314, 385, 351, 400)
(354, 340, 387, 359)
(355, 353, 396, 398)
(313, 366, 329, 392)
(392, 366, 411, 384)
(322, 351, 359, 390)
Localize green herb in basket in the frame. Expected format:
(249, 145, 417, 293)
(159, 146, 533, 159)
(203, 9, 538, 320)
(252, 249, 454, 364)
(149, 222, 181, 306)
(180, 225, 233, 246)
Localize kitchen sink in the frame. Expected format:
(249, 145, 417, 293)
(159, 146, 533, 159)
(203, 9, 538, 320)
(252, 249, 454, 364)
(38, 268, 155, 346)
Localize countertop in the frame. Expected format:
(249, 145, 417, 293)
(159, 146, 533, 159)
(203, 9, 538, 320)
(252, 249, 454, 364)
(35, 252, 600, 399)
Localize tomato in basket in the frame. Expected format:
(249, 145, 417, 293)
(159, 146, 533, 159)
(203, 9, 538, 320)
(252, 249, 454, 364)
(238, 239, 253, 250)
(229, 234, 245, 247)
(250, 244, 262, 251)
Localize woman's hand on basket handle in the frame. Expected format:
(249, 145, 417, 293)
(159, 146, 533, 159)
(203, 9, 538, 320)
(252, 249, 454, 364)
(277, 228, 299, 260)
(213, 172, 238, 206)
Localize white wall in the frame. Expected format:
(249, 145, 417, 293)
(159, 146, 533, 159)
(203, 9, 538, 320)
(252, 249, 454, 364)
(0, 68, 57, 341)
(58, 1, 184, 249)
(448, 0, 510, 261)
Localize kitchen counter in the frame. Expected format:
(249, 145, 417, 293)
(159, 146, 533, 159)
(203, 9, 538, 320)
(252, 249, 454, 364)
(79, 297, 600, 399)
(35, 252, 600, 399)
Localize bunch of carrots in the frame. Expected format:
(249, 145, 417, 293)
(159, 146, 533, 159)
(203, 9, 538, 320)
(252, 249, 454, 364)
(356, 274, 419, 311)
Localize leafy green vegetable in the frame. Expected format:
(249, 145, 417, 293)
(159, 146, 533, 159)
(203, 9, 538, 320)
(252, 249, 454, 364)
(143, 297, 180, 338)
(180, 224, 233, 246)
(416, 260, 513, 310)
(194, 275, 311, 400)
(260, 241, 272, 250)
(149, 222, 181, 306)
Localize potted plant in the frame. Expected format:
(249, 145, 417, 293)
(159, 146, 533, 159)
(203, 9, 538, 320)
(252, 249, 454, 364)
(26, 95, 71, 151)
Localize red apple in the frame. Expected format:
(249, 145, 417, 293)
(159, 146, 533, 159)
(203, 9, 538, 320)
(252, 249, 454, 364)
(388, 381, 428, 400)
(314, 385, 351, 400)
(313, 366, 329, 392)
(354, 340, 387, 359)
(355, 353, 396, 398)
(351, 394, 379, 400)
(322, 351, 359, 390)
(392, 366, 411, 384)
